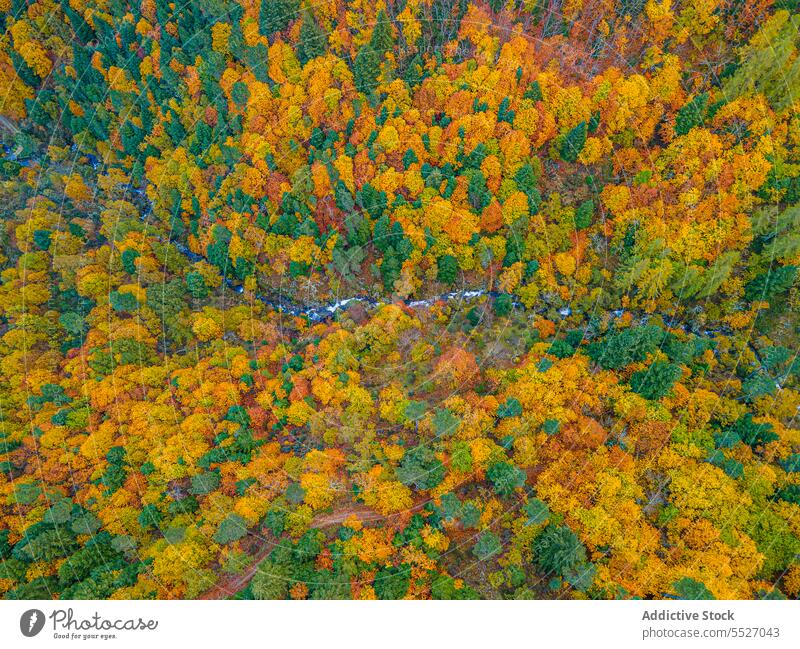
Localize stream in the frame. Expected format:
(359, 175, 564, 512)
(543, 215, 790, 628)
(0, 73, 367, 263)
(6, 144, 727, 336)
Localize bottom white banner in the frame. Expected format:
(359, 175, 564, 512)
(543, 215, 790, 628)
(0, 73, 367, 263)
(0, 600, 796, 649)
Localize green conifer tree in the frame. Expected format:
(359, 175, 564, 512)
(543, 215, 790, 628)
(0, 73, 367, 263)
(560, 121, 587, 163)
(297, 8, 327, 64)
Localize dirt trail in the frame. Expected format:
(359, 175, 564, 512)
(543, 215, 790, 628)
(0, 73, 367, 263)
(198, 497, 430, 599)
(310, 498, 428, 529)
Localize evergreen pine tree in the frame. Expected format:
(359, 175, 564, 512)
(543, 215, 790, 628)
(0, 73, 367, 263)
(369, 10, 394, 55)
(353, 10, 394, 94)
(354, 43, 381, 94)
(437, 254, 459, 284)
(259, 0, 298, 38)
(560, 121, 587, 163)
(297, 8, 327, 64)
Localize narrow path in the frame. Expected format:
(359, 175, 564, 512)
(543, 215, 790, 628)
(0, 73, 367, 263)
(310, 498, 429, 529)
(197, 531, 276, 600)
(198, 497, 430, 599)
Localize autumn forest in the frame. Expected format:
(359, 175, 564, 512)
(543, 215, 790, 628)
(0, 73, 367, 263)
(0, 0, 799, 601)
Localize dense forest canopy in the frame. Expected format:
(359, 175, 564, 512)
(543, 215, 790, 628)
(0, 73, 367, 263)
(0, 0, 799, 600)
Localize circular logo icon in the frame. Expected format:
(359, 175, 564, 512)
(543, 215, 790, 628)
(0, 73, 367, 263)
(20, 609, 45, 637)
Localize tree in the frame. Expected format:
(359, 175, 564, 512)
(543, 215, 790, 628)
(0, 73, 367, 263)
(397, 446, 445, 490)
(190, 471, 220, 496)
(380, 247, 402, 292)
(744, 265, 797, 302)
(185, 271, 208, 299)
(473, 532, 502, 560)
(121, 248, 139, 274)
(547, 339, 575, 358)
(574, 200, 593, 230)
(432, 408, 459, 437)
(353, 44, 381, 94)
(487, 461, 525, 496)
(259, 0, 299, 38)
(213, 514, 248, 544)
(15, 528, 79, 563)
(109, 290, 138, 313)
(497, 398, 522, 418)
(722, 413, 778, 450)
(297, 9, 327, 64)
(437, 254, 458, 284)
(560, 122, 587, 163)
(374, 566, 410, 599)
(493, 293, 513, 317)
(629, 362, 682, 400)
(468, 170, 490, 212)
(231, 82, 250, 108)
(251, 560, 291, 599)
(674, 93, 708, 136)
(587, 325, 665, 370)
(524, 80, 543, 101)
(672, 577, 715, 600)
(370, 10, 394, 55)
(533, 524, 586, 576)
(524, 498, 550, 525)
(431, 574, 480, 599)
(58, 533, 122, 586)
